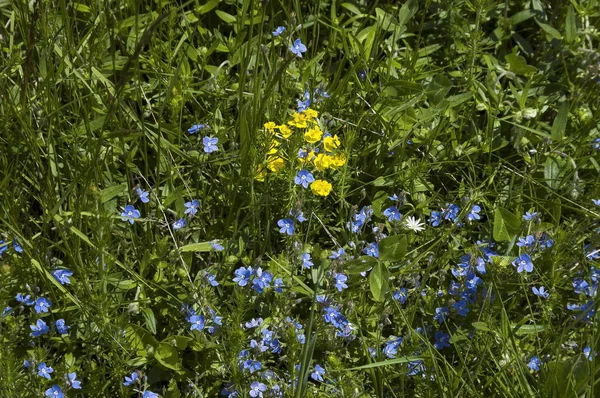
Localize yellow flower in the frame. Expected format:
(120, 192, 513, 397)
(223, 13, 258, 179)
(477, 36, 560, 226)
(310, 179, 332, 196)
(304, 127, 323, 143)
(277, 125, 293, 139)
(264, 122, 277, 132)
(329, 153, 347, 168)
(303, 109, 318, 119)
(288, 112, 308, 128)
(323, 134, 341, 152)
(266, 156, 285, 173)
(267, 139, 279, 155)
(255, 165, 267, 182)
(314, 153, 332, 171)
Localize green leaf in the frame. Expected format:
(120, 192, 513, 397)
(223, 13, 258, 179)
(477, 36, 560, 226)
(398, 0, 418, 26)
(512, 324, 547, 336)
(198, 0, 220, 14)
(341, 2, 362, 15)
(100, 183, 127, 203)
(505, 54, 537, 75)
(346, 356, 423, 370)
(472, 321, 490, 331)
(345, 256, 378, 275)
(544, 155, 567, 190)
(551, 101, 568, 141)
(215, 10, 236, 24)
(155, 342, 182, 371)
(493, 208, 521, 242)
(425, 74, 452, 105)
(180, 242, 213, 252)
(565, 6, 576, 43)
(535, 19, 563, 40)
(369, 262, 389, 302)
(379, 235, 407, 262)
(142, 308, 157, 335)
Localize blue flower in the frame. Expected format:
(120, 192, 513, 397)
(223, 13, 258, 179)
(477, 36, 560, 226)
(516, 235, 535, 247)
(184, 199, 200, 216)
(242, 359, 262, 373)
(388, 193, 399, 201)
(434, 330, 450, 349)
(274, 278, 285, 293)
(1, 306, 12, 317)
(45, 385, 64, 398)
(0, 240, 7, 256)
(301, 253, 313, 269)
(189, 314, 205, 331)
(392, 288, 408, 304)
(311, 364, 325, 381)
(23, 360, 30, 368)
(272, 26, 286, 36)
(433, 307, 449, 324)
(13, 239, 23, 253)
(584, 346, 597, 361)
(453, 299, 469, 316)
(38, 362, 53, 379)
(594, 138, 600, 150)
(143, 392, 159, 398)
(289, 209, 307, 223)
(527, 356, 541, 371)
(329, 248, 345, 259)
(211, 241, 224, 251)
(383, 337, 403, 358)
(34, 297, 52, 314)
(294, 170, 315, 188)
(136, 187, 150, 203)
(593, 199, 600, 206)
(51, 269, 73, 285)
(203, 136, 219, 153)
(233, 266, 254, 287)
(68, 372, 82, 389)
(173, 218, 186, 230)
(513, 253, 534, 273)
(123, 372, 139, 386)
(30, 319, 49, 337)
(188, 124, 206, 134)
(573, 277, 590, 295)
(466, 205, 481, 221)
(363, 242, 379, 258)
(56, 319, 70, 335)
(251, 268, 273, 293)
(16, 293, 34, 305)
(430, 211, 442, 227)
(334, 273, 348, 292)
(539, 233, 554, 249)
(290, 38, 307, 57)
(383, 206, 401, 222)
(532, 286, 550, 299)
(358, 69, 367, 81)
(204, 272, 219, 286)
(245, 318, 263, 329)
(249, 381, 267, 397)
(443, 203, 460, 222)
(121, 205, 140, 224)
(277, 218, 294, 235)
(523, 211, 539, 221)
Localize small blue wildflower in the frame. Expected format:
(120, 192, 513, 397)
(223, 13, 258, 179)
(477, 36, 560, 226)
(31, 319, 49, 337)
(121, 205, 140, 224)
(187, 124, 206, 134)
(290, 209, 307, 223)
(34, 297, 51, 314)
(294, 170, 315, 189)
(173, 218, 186, 230)
(13, 239, 23, 253)
(594, 138, 600, 150)
(329, 248, 345, 259)
(211, 241, 225, 251)
(290, 38, 307, 57)
(249, 381, 267, 397)
(272, 26, 285, 36)
(301, 253, 313, 269)
(143, 392, 159, 398)
(527, 356, 541, 371)
(388, 193, 399, 201)
(513, 253, 534, 273)
(204, 272, 219, 286)
(363, 242, 379, 258)
(45, 385, 64, 398)
(383, 337, 403, 358)
(277, 218, 295, 235)
(189, 314, 205, 331)
(517, 235, 535, 247)
(358, 69, 367, 81)
(434, 330, 450, 349)
(573, 277, 590, 295)
(311, 364, 325, 382)
(123, 372, 139, 386)
(0, 240, 7, 256)
(593, 199, 600, 206)
(466, 205, 481, 221)
(203, 136, 219, 153)
(233, 266, 254, 287)
(430, 211, 442, 227)
(583, 346, 597, 361)
(523, 211, 539, 221)
(454, 299, 470, 316)
(245, 318, 262, 329)
(242, 359, 262, 373)
(251, 268, 273, 293)
(184, 199, 200, 216)
(51, 268, 73, 285)
(1, 306, 12, 317)
(443, 203, 460, 222)
(274, 278, 285, 293)
(68, 372, 82, 389)
(136, 187, 150, 203)
(16, 293, 34, 305)
(23, 360, 30, 368)
(434, 307, 449, 324)
(392, 288, 408, 304)
(38, 362, 53, 379)
(334, 273, 348, 292)
(56, 319, 70, 335)
(383, 206, 401, 222)
(539, 233, 554, 249)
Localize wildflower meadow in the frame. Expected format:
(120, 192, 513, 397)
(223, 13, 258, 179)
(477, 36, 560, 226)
(2, 0, 600, 397)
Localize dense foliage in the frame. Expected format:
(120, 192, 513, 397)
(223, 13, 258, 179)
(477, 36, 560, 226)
(1, 0, 600, 397)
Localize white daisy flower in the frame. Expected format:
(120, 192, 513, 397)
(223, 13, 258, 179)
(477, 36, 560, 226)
(405, 216, 425, 232)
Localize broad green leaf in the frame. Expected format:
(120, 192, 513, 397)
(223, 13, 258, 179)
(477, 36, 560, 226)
(345, 256, 378, 275)
(472, 321, 490, 331)
(379, 235, 407, 262)
(425, 74, 452, 105)
(215, 10, 236, 24)
(505, 54, 537, 75)
(369, 262, 389, 302)
(512, 324, 547, 336)
(180, 242, 213, 252)
(198, 0, 220, 14)
(536, 19, 563, 40)
(493, 208, 521, 242)
(551, 101, 568, 141)
(341, 2, 362, 15)
(565, 6, 576, 43)
(155, 342, 182, 371)
(142, 308, 157, 335)
(398, 0, 418, 26)
(544, 155, 567, 190)
(100, 184, 127, 203)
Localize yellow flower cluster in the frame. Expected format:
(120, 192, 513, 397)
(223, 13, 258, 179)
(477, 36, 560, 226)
(255, 108, 347, 197)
